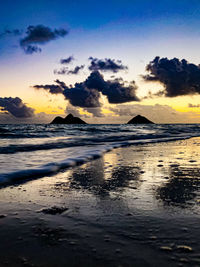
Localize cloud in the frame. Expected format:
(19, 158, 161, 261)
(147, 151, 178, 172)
(33, 79, 66, 94)
(54, 65, 84, 75)
(102, 80, 139, 104)
(20, 25, 68, 54)
(33, 71, 139, 116)
(109, 104, 195, 124)
(65, 104, 102, 118)
(23, 45, 42, 54)
(60, 56, 74, 64)
(54, 67, 68, 75)
(84, 107, 103, 117)
(0, 97, 34, 118)
(88, 57, 128, 73)
(141, 90, 165, 100)
(65, 103, 82, 117)
(143, 57, 200, 97)
(0, 111, 60, 124)
(67, 65, 85, 74)
(188, 103, 200, 108)
(0, 29, 22, 38)
(66, 103, 103, 118)
(64, 82, 101, 107)
(63, 71, 139, 107)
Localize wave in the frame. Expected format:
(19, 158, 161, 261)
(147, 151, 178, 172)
(0, 133, 50, 139)
(0, 134, 197, 186)
(0, 132, 194, 154)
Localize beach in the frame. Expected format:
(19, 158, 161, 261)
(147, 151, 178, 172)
(0, 136, 200, 267)
(2, 0, 200, 266)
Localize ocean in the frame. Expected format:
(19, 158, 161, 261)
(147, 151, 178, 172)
(1, 123, 200, 185)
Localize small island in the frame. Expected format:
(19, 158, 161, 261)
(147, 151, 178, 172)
(127, 115, 154, 124)
(50, 114, 87, 124)
(51, 114, 154, 124)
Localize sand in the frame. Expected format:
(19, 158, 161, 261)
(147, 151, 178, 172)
(0, 137, 200, 266)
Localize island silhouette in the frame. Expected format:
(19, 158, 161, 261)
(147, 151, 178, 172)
(50, 114, 87, 124)
(127, 115, 154, 124)
(50, 114, 154, 124)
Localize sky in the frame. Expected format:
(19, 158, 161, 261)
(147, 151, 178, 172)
(1, 0, 200, 123)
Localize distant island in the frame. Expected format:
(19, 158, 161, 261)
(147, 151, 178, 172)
(50, 114, 87, 124)
(127, 115, 154, 124)
(50, 114, 154, 124)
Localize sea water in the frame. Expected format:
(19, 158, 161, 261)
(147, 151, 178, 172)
(0, 123, 200, 184)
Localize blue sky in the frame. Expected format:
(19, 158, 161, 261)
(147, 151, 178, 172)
(1, 0, 200, 28)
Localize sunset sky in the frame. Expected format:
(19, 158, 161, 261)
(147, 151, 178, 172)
(1, 0, 200, 123)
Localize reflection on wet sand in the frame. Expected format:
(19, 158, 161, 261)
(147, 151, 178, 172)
(69, 158, 141, 195)
(157, 166, 200, 207)
(51, 138, 200, 213)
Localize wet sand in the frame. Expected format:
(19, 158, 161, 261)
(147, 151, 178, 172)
(0, 137, 200, 266)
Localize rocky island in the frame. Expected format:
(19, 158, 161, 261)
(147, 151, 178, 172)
(50, 114, 87, 124)
(127, 115, 154, 124)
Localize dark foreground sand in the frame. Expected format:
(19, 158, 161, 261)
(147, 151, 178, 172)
(0, 137, 200, 267)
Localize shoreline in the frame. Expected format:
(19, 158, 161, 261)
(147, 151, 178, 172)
(0, 137, 200, 266)
(1, 134, 200, 187)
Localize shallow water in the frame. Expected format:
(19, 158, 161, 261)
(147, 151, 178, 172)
(1, 123, 200, 185)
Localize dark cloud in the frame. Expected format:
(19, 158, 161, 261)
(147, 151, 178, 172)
(0, 29, 22, 38)
(81, 71, 138, 104)
(62, 71, 109, 108)
(0, 97, 34, 118)
(102, 80, 139, 104)
(143, 56, 200, 97)
(54, 67, 68, 75)
(188, 103, 200, 108)
(33, 71, 139, 114)
(24, 45, 42, 54)
(141, 90, 165, 100)
(20, 25, 68, 54)
(84, 71, 107, 90)
(68, 65, 85, 74)
(88, 57, 128, 73)
(33, 79, 66, 94)
(54, 79, 67, 88)
(63, 72, 106, 111)
(54, 65, 84, 75)
(63, 82, 101, 107)
(60, 56, 74, 64)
